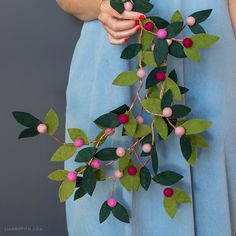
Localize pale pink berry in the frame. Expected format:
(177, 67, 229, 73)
(175, 126, 185, 136)
(37, 124, 47, 134)
(124, 1, 133, 11)
(67, 171, 77, 182)
(157, 29, 168, 39)
(74, 138, 84, 148)
(107, 198, 117, 208)
(186, 16, 196, 26)
(136, 115, 144, 124)
(105, 128, 115, 136)
(162, 107, 173, 117)
(137, 68, 146, 78)
(90, 159, 101, 169)
(167, 39, 173, 46)
(142, 143, 152, 153)
(114, 170, 123, 178)
(116, 147, 126, 157)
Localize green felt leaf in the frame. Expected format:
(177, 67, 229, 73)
(132, 0, 154, 14)
(146, 66, 167, 89)
(164, 196, 177, 218)
(18, 128, 39, 139)
(153, 171, 183, 186)
(75, 176, 83, 187)
(124, 111, 137, 136)
(75, 147, 97, 163)
(140, 167, 151, 191)
(99, 201, 112, 223)
(112, 71, 140, 86)
(121, 43, 142, 59)
(93, 129, 107, 147)
(68, 128, 89, 144)
(170, 105, 191, 119)
(95, 148, 118, 161)
(169, 41, 186, 58)
(74, 186, 87, 200)
(141, 29, 155, 50)
(132, 124, 151, 138)
(190, 33, 219, 48)
(12, 111, 41, 128)
(149, 16, 169, 28)
(168, 70, 178, 83)
(173, 188, 192, 203)
(58, 179, 76, 203)
(75, 166, 86, 175)
(166, 22, 183, 38)
(140, 98, 161, 114)
(139, 51, 157, 67)
(95, 169, 107, 181)
(181, 119, 212, 135)
(94, 112, 120, 128)
(179, 86, 189, 94)
(161, 89, 173, 109)
(48, 170, 68, 181)
(171, 10, 183, 22)
(189, 24, 206, 34)
(189, 134, 208, 148)
(82, 166, 96, 196)
(151, 144, 158, 174)
(153, 38, 169, 66)
(188, 146, 197, 166)
(163, 78, 182, 101)
(190, 9, 212, 24)
(154, 116, 168, 140)
(50, 144, 77, 162)
(148, 86, 161, 98)
(184, 47, 201, 62)
(111, 202, 130, 223)
(180, 135, 192, 161)
(44, 109, 59, 136)
(110, 0, 124, 14)
(110, 104, 130, 115)
(119, 151, 130, 171)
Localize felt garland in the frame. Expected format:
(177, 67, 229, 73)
(12, 0, 219, 224)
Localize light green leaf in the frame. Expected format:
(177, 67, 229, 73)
(124, 111, 137, 136)
(163, 78, 182, 101)
(139, 51, 157, 67)
(181, 119, 212, 135)
(190, 33, 219, 48)
(112, 71, 139, 86)
(141, 30, 155, 50)
(188, 146, 197, 166)
(189, 134, 208, 148)
(154, 116, 168, 140)
(140, 98, 161, 113)
(133, 124, 151, 138)
(171, 10, 183, 22)
(148, 86, 161, 98)
(44, 109, 59, 136)
(95, 169, 107, 181)
(173, 188, 192, 203)
(119, 152, 131, 171)
(163, 197, 177, 218)
(58, 179, 76, 203)
(50, 144, 77, 162)
(68, 128, 89, 144)
(184, 47, 201, 62)
(48, 169, 68, 181)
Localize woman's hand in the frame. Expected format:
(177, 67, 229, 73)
(228, 0, 236, 38)
(98, 0, 146, 45)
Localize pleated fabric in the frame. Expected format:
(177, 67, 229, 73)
(64, 0, 236, 235)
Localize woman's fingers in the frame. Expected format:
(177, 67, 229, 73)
(113, 10, 145, 21)
(107, 34, 129, 45)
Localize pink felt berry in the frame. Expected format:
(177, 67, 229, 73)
(118, 114, 129, 124)
(124, 1, 133, 11)
(186, 16, 196, 26)
(155, 71, 166, 82)
(116, 147, 126, 157)
(136, 115, 144, 124)
(67, 171, 77, 182)
(37, 124, 47, 134)
(114, 170, 123, 178)
(157, 29, 168, 39)
(162, 107, 173, 117)
(144, 22, 154, 31)
(74, 138, 84, 148)
(107, 198, 117, 208)
(163, 187, 174, 197)
(175, 126, 185, 136)
(137, 68, 146, 78)
(105, 128, 115, 136)
(90, 159, 101, 169)
(167, 39, 173, 46)
(128, 166, 137, 176)
(183, 38, 193, 48)
(142, 143, 152, 153)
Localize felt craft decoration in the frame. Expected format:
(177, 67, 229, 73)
(12, 0, 219, 224)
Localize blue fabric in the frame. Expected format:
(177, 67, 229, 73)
(64, 0, 236, 235)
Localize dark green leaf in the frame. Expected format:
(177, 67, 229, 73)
(95, 148, 118, 161)
(120, 43, 142, 59)
(110, 0, 124, 14)
(140, 167, 151, 191)
(18, 128, 39, 139)
(151, 144, 158, 174)
(170, 105, 191, 119)
(133, 0, 154, 14)
(161, 90, 173, 109)
(169, 41, 186, 58)
(168, 70, 178, 83)
(180, 135, 192, 161)
(110, 104, 129, 115)
(179, 86, 189, 94)
(153, 38, 169, 66)
(94, 112, 120, 128)
(76, 176, 83, 187)
(190, 9, 212, 24)
(75, 147, 97, 163)
(189, 24, 206, 34)
(12, 111, 41, 128)
(153, 171, 183, 186)
(99, 201, 111, 223)
(146, 66, 167, 89)
(111, 202, 130, 223)
(74, 187, 87, 200)
(82, 166, 96, 196)
(149, 16, 169, 28)
(166, 22, 183, 38)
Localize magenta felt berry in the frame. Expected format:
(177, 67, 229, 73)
(37, 124, 47, 134)
(157, 29, 168, 39)
(128, 166, 137, 176)
(67, 171, 77, 182)
(107, 198, 117, 208)
(114, 170, 123, 178)
(137, 68, 146, 78)
(116, 147, 126, 157)
(155, 71, 166, 82)
(105, 128, 115, 136)
(183, 38, 193, 48)
(162, 107, 173, 117)
(124, 1, 133, 11)
(186, 16, 196, 26)
(74, 138, 84, 148)
(118, 114, 129, 124)
(142, 143, 152, 153)
(175, 126, 185, 136)
(136, 115, 144, 124)
(144, 22, 154, 31)
(163, 187, 174, 197)
(90, 159, 101, 169)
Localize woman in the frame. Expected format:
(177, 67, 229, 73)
(57, 0, 236, 235)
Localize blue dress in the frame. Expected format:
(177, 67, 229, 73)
(64, 0, 236, 235)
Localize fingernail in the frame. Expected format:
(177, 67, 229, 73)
(136, 26, 142, 32)
(124, 37, 130, 42)
(139, 14, 146, 20)
(135, 20, 140, 25)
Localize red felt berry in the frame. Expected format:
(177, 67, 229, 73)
(163, 187, 174, 197)
(183, 38, 193, 48)
(127, 166, 137, 176)
(118, 114, 129, 124)
(144, 22, 154, 31)
(155, 71, 166, 82)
